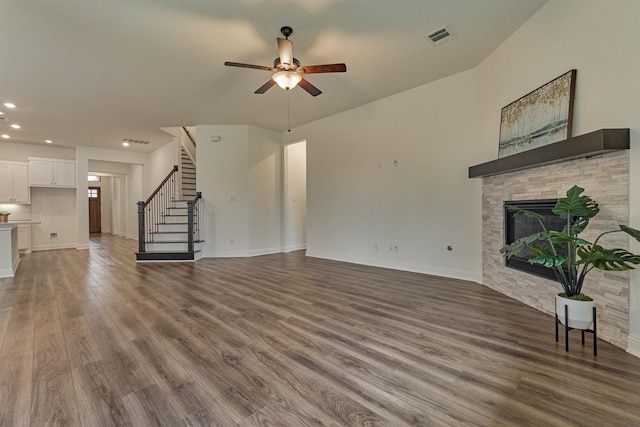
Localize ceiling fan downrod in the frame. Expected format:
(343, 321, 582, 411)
(280, 26, 293, 39)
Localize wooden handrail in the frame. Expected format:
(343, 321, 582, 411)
(182, 127, 196, 147)
(144, 165, 179, 205)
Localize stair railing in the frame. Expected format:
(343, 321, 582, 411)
(137, 165, 179, 253)
(187, 192, 202, 253)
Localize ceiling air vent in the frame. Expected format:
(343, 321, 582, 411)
(427, 26, 452, 45)
(122, 138, 150, 145)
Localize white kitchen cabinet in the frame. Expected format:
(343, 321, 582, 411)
(0, 162, 30, 203)
(17, 224, 30, 252)
(29, 157, 76, 188)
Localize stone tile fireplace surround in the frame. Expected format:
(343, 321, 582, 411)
(481, 149, 630, 349)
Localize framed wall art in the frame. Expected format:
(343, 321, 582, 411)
(498, 69, 576, 158)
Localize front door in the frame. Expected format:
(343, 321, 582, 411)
(88, 186, 101, 233)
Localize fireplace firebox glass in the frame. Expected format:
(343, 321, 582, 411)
(503, 199, 566, 280)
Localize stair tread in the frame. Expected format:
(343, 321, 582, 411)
(139, 250, 201, 254)
(146, 240, 204, 243)
(151, 231, 196, 234)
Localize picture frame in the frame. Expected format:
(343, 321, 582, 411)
(498, 69, 576, 158)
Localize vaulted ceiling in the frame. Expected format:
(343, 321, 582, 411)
(0, 0, 547, 152)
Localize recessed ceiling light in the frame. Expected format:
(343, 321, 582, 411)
(0, 111, 4, 115)
(10, 124, 20, 129)
(3, 103, 16, 109)
(122, 141, 130, 147)
(45, 139, 53, 144)
(1, 134, 9, 139)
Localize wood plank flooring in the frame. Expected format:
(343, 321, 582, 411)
(1, 234, 639, 426)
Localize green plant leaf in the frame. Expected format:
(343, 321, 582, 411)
(529, 255, 567, 267)
(546, 231, 576, 243)
(620, 225, 640, 243)
(552, 186, 599, 234)
(578, 245, 640, 271)
(553, 185, 599, 218)
(500, 232, 548, 259)
(511, 208, 544, 221)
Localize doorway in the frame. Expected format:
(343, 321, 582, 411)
(88, 186, 101, 233)
(284, 140, 307, 252)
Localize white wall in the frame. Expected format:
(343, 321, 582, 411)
(126, 164, 143, 239)
(30, 187, 77, 250)
(112, 176, 124, 236)
(100, 178, 113, 233)
(196, 124, 282, 257)
(147, 138, 177, 189)
(284, 69, 480, 282)
(248, 126, 282, 255)
(0, 141, 75, 162)
(197, 125, 250, 257)
(475, 0, 640, 355)
(284, 141, 307, 252)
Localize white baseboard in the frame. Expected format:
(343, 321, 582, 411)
(249, 247, 281, 257)
(204, 250, 249, 258)
(285, 243, 307, 253)
(75, 243, 90, 250)
(32, 243, 77, 251)
(0, 267, 14, 278)
(627, 335, 640, 358)
(305, 250, 482, 284)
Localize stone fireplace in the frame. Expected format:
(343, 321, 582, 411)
(481, 149, 630, 348)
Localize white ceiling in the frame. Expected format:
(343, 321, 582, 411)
(0, 0, 547, 153)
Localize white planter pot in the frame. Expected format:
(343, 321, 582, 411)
(555, 294, 595, 330)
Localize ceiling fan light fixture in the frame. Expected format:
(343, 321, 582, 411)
(272, 71, 302, 90)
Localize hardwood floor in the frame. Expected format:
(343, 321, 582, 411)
(1, 235, 639, 426)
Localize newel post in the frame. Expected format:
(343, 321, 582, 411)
(187, 200, 194, 253)
(137, 201, 146, 253)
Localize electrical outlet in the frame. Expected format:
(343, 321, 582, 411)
(50, 232, 58, 239)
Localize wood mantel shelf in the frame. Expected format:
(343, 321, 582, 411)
(468, 128, 630, 178)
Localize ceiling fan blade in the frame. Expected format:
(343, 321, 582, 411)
(254, 79, 277, 94)
(277, 38, 294, 69)
(224, 61, 273, 71)
(300, 63, 347, 74)
(298, 78, 322, 97)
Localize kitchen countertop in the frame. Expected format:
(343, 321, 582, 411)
(0, 220, 41, 228)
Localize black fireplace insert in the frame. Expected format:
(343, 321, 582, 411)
(503, 199, 566, 280)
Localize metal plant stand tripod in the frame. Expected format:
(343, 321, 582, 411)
(555, 303, 597, 356)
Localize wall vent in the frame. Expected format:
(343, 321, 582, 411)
(122, 138, 150, 145)
(427, 26, 452, 44)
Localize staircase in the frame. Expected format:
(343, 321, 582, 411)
(136, 166, 203, 262)
(181, 146, 197, 199)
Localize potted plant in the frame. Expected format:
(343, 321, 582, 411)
(500, 185, 640, 329)
(0, 211, 10, 223)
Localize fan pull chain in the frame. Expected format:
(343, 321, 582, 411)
(287, 91, 291, 132)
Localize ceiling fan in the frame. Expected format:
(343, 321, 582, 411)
(224, 26, 347, 97)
